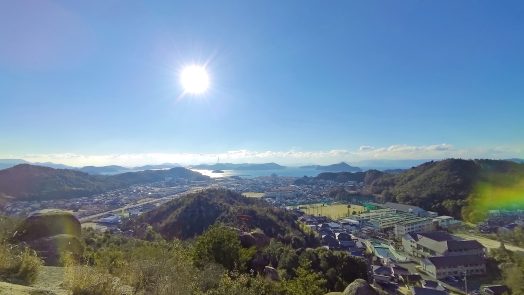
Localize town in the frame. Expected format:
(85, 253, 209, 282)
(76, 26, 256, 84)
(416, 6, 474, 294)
(1, 173, 519, 295)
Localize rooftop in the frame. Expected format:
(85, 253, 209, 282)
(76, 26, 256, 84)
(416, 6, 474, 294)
(425, 254, 484, 268)
(446, 239, 484, 251)
(384, 202, 426, 213)
(417, 231, 455, 242)
(411, 287, 448, 295)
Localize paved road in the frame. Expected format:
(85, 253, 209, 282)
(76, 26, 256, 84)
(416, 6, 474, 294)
(78, 196, 172, 223)
(78, 187, 209, 223)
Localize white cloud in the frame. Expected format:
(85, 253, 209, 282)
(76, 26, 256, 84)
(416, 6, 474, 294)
(4, 144, 522, 167)
(358, 146, 375, 151)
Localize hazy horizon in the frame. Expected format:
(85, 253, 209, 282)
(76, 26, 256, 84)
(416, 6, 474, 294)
(0, 147, 522, 168)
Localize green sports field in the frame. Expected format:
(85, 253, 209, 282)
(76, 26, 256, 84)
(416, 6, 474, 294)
(297, 203, 365, 219)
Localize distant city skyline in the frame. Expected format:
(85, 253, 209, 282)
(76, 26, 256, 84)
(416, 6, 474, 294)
(1, 1, 523, 166)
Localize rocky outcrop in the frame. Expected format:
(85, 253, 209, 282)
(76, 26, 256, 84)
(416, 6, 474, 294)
(239, 232, 258, 248)
(264, 265, 280, 281)
(13, 209, 81, 242)
(251, 231, 270, 247)
(342, 279, 379, 295)
(12, 209, 83, 265)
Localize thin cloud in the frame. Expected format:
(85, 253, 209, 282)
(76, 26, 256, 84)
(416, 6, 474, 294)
(4, 144, 522, 167)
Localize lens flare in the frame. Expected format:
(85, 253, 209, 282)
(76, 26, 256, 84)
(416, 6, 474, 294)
(464, 173, 524, 222)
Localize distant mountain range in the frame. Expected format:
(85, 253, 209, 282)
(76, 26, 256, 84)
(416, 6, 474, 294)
(190, 162, 284, 170)
(0, 159, 30, 170)
(0, 159, 181, 175)
(352, 159, 435, 170)
(0, 164, 208, 200)
(300, 162, 362, 172)
(77, 163, 181, 175)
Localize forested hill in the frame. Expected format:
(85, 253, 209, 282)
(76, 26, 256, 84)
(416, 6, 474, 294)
(294, 170, 380, 184)
(0, 164, 209, 200)
(138, 188, 305, 241)
(364, 159, 524, 219)
(295, 159, 524, 219)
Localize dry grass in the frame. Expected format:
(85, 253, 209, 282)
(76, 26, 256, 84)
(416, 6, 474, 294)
(63, 264, 129, 295)
(0, 243, 43, 285)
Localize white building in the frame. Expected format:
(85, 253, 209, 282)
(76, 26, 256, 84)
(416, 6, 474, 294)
(394, 218, 435, 237)
(432, 216, 460, 229)
(421, 255, 486, 279)
(402, 232, 485, 258)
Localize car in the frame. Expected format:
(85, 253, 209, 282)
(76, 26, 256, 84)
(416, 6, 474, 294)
(445, 276, 459, 283)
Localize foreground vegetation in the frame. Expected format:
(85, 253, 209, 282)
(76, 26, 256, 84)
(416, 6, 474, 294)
(72, 225, 369, 295)
(0, 216, 42, 285)
(489, 242, 524, 294)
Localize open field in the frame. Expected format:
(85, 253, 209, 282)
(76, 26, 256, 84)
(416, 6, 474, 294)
(297, 203, 365, 219)
(455, 233, 524, 252)
(242, 192, 265, 198)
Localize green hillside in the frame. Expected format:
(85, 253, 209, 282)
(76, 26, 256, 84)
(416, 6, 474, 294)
(138, 188, 306, 241)
(0, 164, 208, 200)
(363, 159, 524, 219)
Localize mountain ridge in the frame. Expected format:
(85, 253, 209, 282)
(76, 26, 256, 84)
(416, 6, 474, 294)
(300, 162, 362, 172)
(190, 162, 285, 170)
(0, 164, 208, 200)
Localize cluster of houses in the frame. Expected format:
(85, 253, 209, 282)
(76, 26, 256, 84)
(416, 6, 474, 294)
(478, 209, 524, 234)
(372, 263, 452, 295)
(298, 215, 366, 256)
(297, 201, 511, 295)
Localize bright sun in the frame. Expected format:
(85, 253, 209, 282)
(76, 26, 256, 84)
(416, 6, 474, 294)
(180, 65, 210, 95)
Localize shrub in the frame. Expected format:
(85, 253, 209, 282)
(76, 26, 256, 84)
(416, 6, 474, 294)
(16, 247, 43, 284)
(0, 242, 19, 277)
(203, 272, 280, 295)
(193, 225, 242, 271)
(64, 264, 127, 295)
(0, 243, 42, 285)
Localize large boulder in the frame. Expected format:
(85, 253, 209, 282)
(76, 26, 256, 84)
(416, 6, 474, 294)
(239, 230, 270, 248)
(251, 231, 270, 247)
(12, 209, 83, 265)
(13, 209, 81, 242)
(28, 234, 83, 265)
(239, 232, 258, 248)
(264, 265, 280, 281)
(342, 279, 379, 295)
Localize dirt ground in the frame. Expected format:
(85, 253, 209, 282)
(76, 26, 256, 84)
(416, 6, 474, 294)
(0, 266, 68, 295)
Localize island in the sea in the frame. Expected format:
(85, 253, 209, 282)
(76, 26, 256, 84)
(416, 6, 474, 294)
(191, 162, 285, 171)
(300, 161, 362, 172)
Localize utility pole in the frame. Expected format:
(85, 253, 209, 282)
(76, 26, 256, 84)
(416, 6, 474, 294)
(464, 269, 468, 295)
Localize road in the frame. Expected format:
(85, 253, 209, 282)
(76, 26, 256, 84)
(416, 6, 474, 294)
(78, 196, 172, 223)
(78, 187, 206, 223)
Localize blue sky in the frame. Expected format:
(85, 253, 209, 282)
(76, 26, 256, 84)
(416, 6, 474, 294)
(0, 0, 523, 166)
